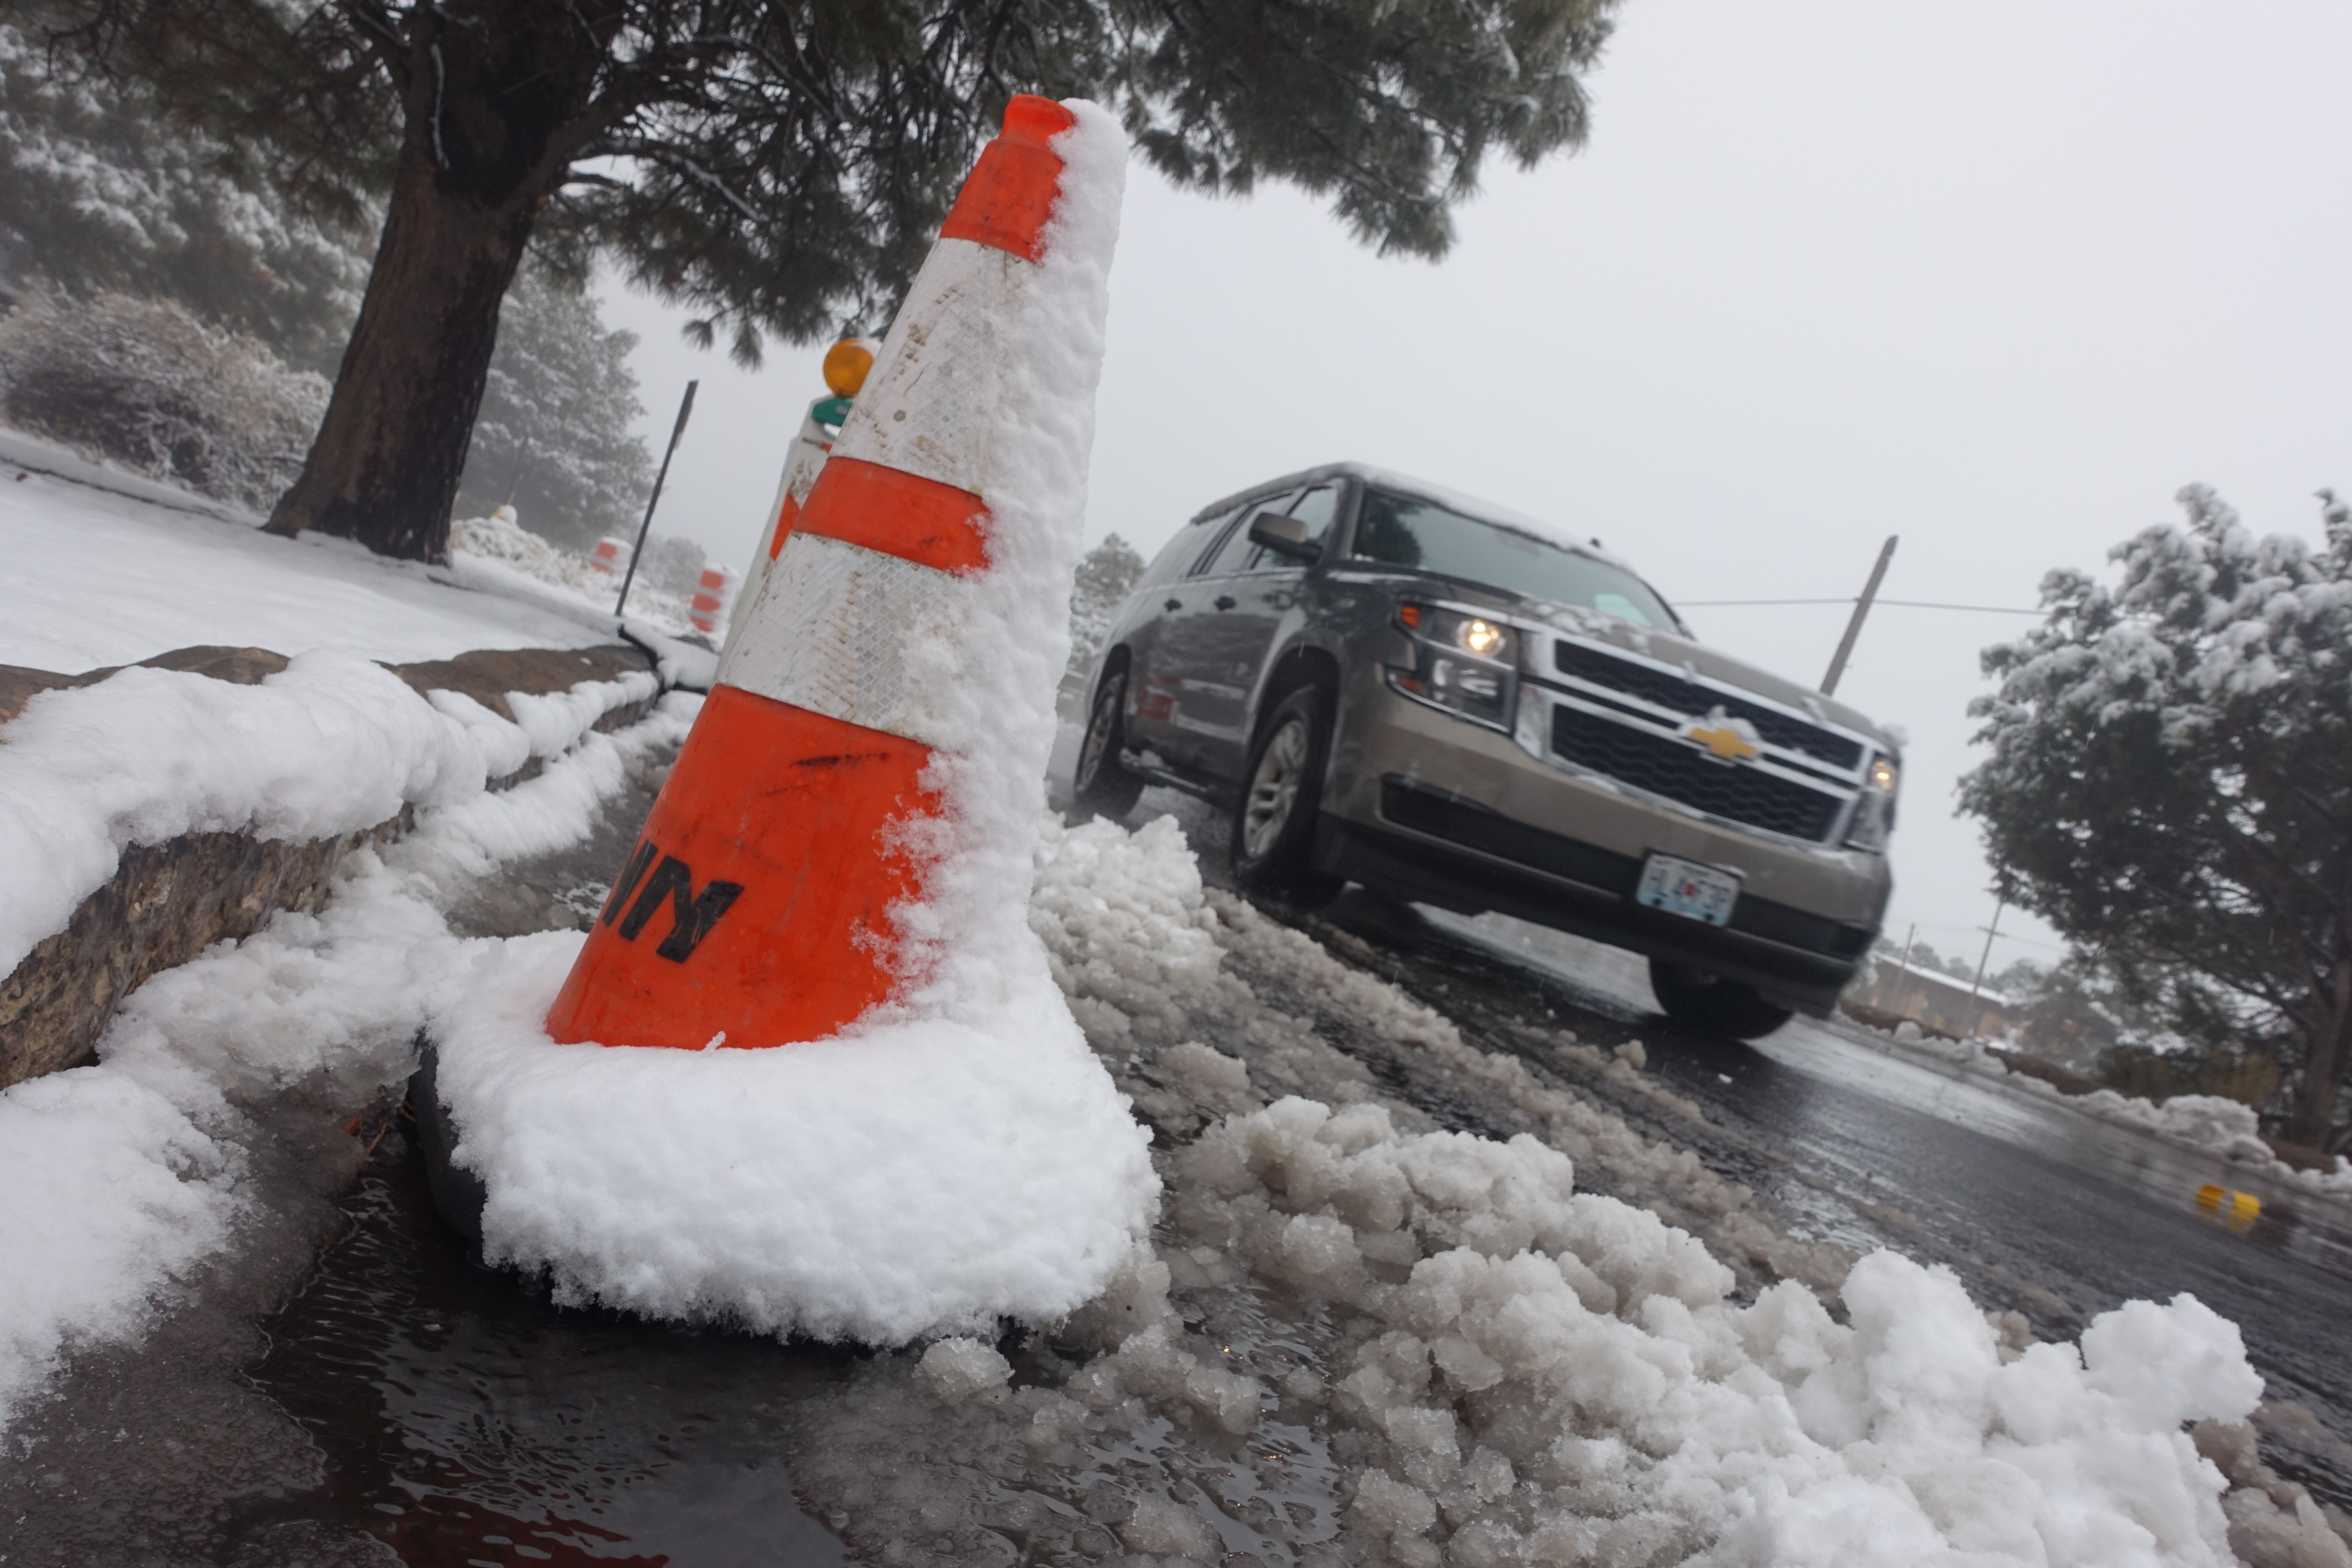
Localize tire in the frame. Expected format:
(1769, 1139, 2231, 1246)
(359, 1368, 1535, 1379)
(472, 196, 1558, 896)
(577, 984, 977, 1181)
(1073, 668, 1145, 817)
(1648, 957, 1795, 1041)
(1231, 686, 1344, 906)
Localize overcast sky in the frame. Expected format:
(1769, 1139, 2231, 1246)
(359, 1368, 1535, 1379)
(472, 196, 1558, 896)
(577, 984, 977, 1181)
(597, 0, 2352, 976)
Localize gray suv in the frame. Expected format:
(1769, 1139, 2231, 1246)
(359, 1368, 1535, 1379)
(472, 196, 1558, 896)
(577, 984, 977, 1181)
(1072, 463, 1900, 1039)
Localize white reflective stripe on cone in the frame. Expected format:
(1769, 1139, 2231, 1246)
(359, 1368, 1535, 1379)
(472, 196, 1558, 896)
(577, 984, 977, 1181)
(829, 238, 1031, 497)
(722, 530, 970, 748)
(720, 415, 840, 673)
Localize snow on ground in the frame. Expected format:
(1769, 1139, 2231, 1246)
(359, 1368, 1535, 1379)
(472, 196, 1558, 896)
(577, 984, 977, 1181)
(447, 507, 704, 641)
(0, 649, 656, 978)
(0, 695, 2324, 1560)
(769, 812, 2303, 1568)
(1870, 1022, 2352, 1200)
(0, 423, 705, 671)
(0, 680, 697, 1431)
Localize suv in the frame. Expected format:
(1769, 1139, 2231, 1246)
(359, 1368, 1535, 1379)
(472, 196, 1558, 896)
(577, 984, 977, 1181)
(1072, 463, 1900, 1039)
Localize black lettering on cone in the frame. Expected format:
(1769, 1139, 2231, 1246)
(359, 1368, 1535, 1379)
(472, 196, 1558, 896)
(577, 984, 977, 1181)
(601, 840, 661, 925)
(601, 839, 744, 962)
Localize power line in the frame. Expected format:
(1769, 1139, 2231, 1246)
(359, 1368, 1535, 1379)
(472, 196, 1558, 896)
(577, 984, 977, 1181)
(1678, 597, 2041, 615)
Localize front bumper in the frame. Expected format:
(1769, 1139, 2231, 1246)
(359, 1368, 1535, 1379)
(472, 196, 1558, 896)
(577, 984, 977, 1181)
(1317, 678, 1890, 1017)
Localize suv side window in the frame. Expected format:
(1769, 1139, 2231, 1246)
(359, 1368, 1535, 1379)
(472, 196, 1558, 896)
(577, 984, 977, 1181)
(1198, 492, 1296, 577)
(1133, 508, 1232, 591)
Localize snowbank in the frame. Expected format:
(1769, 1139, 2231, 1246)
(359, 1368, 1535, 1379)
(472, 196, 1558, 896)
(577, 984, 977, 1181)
(0, 649, 655, 977)
(0, 426, 614, 670)
(778, 811, 2285, 1568)
(448, 509, 702, 640)
(0, 683, 696, 1430)
(1160, 1097, 2257, 1567)
(431, 934, 1157, 1343)
(1871, 1022, 2352, 1199)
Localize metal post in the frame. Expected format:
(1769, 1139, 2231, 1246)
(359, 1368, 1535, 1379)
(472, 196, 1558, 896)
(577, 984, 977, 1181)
(615, 380, 699, 619)
(1893, 922, 1917, 1014)
(1820, 534, 1899, 696)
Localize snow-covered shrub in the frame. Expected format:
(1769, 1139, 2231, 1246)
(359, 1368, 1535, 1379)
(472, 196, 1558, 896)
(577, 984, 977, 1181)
(0, 289, 327, 510)
(0, 22, 368, 371)
(639, 534, 707, 597)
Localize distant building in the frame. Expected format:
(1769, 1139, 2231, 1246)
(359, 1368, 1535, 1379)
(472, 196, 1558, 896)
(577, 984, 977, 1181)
(1856, 960, 2011, 1040)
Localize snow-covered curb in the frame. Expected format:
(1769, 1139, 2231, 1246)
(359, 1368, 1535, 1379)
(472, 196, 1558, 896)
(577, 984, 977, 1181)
(442, 553, 717, 691)
(0, 648, 656, 980)
(0, 684, 698, 1431)
(1840, 1018, 2352, 1201)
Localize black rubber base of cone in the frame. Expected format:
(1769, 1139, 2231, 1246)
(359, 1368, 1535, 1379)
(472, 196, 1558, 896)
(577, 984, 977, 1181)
(406, 1032, 487, 1248)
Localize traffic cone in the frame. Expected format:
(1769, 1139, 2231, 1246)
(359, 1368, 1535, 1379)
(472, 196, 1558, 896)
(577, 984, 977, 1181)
(686, 563, 737, 637)
(718, 337, 877, 668)
(545, 94, 1109, 1051)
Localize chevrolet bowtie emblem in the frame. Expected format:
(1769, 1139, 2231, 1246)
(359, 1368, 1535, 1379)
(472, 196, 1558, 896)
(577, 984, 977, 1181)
(1687, 723, 1758, 762)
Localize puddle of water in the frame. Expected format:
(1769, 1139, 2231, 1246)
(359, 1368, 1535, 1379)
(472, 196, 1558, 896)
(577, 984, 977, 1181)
(232, 1130, 854, 1567)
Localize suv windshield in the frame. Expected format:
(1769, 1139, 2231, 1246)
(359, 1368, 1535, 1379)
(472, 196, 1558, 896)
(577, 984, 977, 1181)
(1351, 489, 1680, 630)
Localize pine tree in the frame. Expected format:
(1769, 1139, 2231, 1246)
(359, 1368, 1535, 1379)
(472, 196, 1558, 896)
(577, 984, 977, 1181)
(452, 260, 651, 550)
(1067, 532, 1145, 670)
(31, 0, 1620, 563)
(0, 21, 369, 371)
(1960, 487, 2352, 1151)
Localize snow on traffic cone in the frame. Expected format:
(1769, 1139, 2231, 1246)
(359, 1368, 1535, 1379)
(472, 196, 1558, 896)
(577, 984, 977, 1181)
(547, 92, 1118, 1051)
(426, 96, 1148, 1344)
(589, 535, 631, 576)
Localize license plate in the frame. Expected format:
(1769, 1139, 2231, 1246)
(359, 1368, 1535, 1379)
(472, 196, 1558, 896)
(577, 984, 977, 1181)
(1636, 852, 1741, 926)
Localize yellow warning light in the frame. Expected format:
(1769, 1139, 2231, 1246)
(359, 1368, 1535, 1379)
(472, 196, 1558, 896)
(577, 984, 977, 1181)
(822, 337, 878, 397)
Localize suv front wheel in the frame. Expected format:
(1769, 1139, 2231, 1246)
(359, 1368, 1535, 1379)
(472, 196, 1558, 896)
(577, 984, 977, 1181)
(1648, 958, 1794, 1041)
(1231, 687, 1344, 906)
(1073, 669, 1145, 816)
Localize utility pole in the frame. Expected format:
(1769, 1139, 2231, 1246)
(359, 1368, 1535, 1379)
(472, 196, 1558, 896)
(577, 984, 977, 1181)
(615, 380, 698, 619)
(1820, 534, 1899, 697)
(1966, 900, 2005, 1036)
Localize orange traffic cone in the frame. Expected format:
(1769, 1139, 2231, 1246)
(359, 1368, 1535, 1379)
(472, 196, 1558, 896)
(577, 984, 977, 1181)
(545, 95, 1094, 1052)
(686, 563, 737, 637)
(718, 337, 877, 667)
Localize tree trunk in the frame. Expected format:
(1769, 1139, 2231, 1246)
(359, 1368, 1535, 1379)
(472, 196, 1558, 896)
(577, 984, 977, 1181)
(2284, 959, 2351, 1150)
(262, 6, 617, 563)
(262, 147, 536, 563)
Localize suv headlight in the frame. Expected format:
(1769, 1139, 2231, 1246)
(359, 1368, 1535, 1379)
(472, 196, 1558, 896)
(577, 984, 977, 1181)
(1388, 604, 1517, 730)
(1845, 750, 1900, 850)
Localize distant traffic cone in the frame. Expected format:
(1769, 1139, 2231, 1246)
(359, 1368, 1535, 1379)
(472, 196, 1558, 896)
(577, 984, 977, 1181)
(589, 536, 631, 576)
(719, 337, 877, 668)
(686, 563, 737, 637)
(545, 95, 1096, 1051)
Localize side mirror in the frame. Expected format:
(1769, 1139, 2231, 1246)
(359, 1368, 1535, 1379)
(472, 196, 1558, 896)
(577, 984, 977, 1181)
(1246, 509, 1318, 561)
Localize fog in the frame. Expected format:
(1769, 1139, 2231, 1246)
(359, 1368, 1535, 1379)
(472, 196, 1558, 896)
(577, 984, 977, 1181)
(600, 0, 2352, 968)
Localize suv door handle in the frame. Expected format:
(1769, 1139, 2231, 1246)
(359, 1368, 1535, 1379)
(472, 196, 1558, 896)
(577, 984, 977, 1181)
(1164, 597, 1182, 611)
(1213, 595, 1237, 611)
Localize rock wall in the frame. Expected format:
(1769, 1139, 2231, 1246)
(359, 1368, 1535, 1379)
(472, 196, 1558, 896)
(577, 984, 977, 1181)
(0, 643, 663, 1089)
